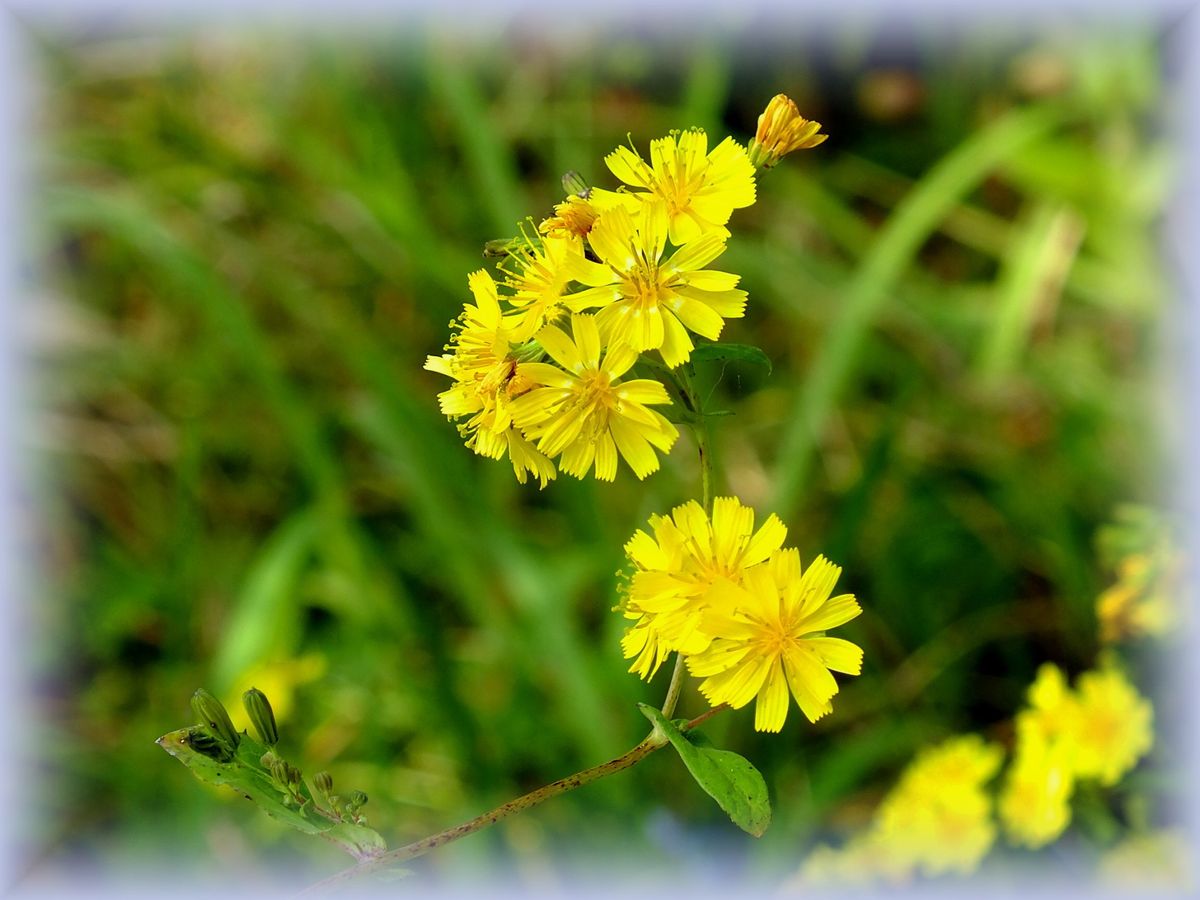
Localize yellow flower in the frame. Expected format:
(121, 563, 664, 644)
(499, 233, 612, 342)
(575, 203, 748, 368)
(591, 127, 756, 244)
(618, 497, 788, 678)
(1097, 551, 1176, 643)
(791, 735, 1001, 887)
(425, 269, 556, 487)
(999, 721, 1076, 848)
(1070, 664, 1153, 786)
(538, 193, 601, 243)
(686, 549, 863, 731)
(510, 313, 678, 481)
(871, 736, 1003, 877)
(747, 94, 828, 169)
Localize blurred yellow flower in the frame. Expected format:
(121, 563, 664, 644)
(1071, 664, 1153, 786)
(999, 661, 1153, 847)
(1097, 551, 1176, 643)
(872, 736, 1003, 877)
(575, 203, 748, 368)
(687, 549, 862, 731)
(1096, 505, 1183, 643)
(792, 735, 1002, 888)
(591, 127, 756, 244)
(425, 269, 557, 487)
(225, 653, 327, 733)
(999, 722, 1076, 848)
(747, 94, 828, 169)
(618, 497, 787, 678)
(510, 313, 678, 481)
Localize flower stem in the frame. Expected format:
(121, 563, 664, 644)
(299, 707, 727, 895)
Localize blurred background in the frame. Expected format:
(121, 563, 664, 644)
(14, 8, 1188, 893)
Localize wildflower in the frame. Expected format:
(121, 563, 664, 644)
(576, 203, 748, 368)
(1097, 551, 1177, 643)
(538, 194, 601, 243)
(1070, 664, 1153, 786)
(425, 269, 557, 487)
(686, 548, 862, 731)
(592, 127, 756, 244)
(618, 497, 788, 678)
(499, 233, 612, 341)
(871, 736, 1003, 877)
(747, 94, 828, 169)
(510, 313, 678, 481)
(999, 723, 1076, 848)
(1096, 506, 1182, 643)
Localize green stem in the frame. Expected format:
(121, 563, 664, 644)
(300, 707, 726, 895)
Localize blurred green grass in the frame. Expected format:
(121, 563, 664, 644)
(27, 20, 1173, 886)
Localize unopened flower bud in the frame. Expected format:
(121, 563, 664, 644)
(242, 687, 279, 746)
(260, 750, 280, 769)
(191, 689, 240, 751)
(561, 170, 591, 199)
(314, 771, 334, 796)
(345, 790, 368, 813)
(269, 757, 291, 787)
(747, 94, 828, 169)
(286, 763, 303, 790)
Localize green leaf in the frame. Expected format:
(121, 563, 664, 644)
(157, 727, 387, 861)
(688, 342, 773, 375)
(639, 704, 771, 837)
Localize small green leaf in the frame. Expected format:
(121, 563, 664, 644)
(639, 704, 771, 837)
(688, 342, 773, 375)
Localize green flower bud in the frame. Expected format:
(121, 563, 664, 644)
(286, 763, 303, 790)
(269, 757, 291, 788)
(561, 170, 591, 199)
(191, 689, 240, 751)
(242, 687, 278, 746)
(314, 771, 334, 796)
(345, 790, 368, 813)
(260, 750, 280, 769)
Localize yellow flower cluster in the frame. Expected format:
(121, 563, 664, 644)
(793, 736, 1003, 887)
(999, 662, 1153, 847)
(617, 497, 863, 732)
(427, 96, 824, 485)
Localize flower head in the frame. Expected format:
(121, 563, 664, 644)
(425, 270, 557, 487)
(510, 313, 678, 481)
(872, 736, 1003, 877)
(619, 497, 787, 678)
(686, 549, 863, 731)
(591, 128, 756, 245)
(499, 233, 612, 342)
(1070, 664, 1153, 786)
(538, 194, 601, 243)
(999, 721, 1076, 849)
(579, 203, 747, 368)
(748, 94, 828, 169)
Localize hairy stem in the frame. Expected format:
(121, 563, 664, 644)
(300, 707, 727, 895)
